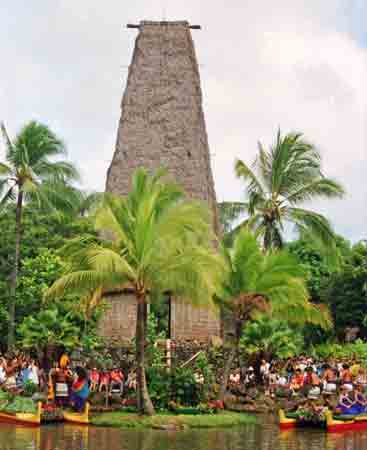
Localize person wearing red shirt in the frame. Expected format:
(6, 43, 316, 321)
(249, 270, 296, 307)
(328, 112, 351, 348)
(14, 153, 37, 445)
(110, 368, 124, 395)
(99, 370, 110, 393)
(90, 368, 100, 391)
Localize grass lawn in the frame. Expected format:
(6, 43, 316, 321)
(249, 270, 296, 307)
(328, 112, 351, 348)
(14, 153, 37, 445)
(91, 410, 257, 429)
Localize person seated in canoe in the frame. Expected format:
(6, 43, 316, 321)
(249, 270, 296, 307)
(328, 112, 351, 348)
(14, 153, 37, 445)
(336, 385, 359, 415)
(354, 384, 367, 414)
(69, 367, 90, 412)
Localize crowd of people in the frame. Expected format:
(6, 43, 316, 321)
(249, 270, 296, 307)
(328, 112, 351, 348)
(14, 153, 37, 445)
(0, 353, 136, 412)
(229, 356, 367, 416)
(2, 351, 367, 417)
(0, 355, 43, 390)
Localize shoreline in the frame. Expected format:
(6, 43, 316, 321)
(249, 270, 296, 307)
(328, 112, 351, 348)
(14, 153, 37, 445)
(90, 411, 257, 430)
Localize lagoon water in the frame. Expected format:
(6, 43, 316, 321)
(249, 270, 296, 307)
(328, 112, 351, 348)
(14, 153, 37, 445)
(0, 417, 367, 450)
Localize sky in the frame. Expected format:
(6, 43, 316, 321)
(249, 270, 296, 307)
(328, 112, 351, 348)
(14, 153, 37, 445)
(1, 0, 366, 242)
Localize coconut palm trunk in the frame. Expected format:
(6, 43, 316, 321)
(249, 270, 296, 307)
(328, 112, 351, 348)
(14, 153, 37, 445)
(219, 320, 241, 401)
(219, 343, 237, 401)
(135, 293, 155, 415)
(8, 188, 23, 348)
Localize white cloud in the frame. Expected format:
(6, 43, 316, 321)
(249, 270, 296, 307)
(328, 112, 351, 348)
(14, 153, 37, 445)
(0, 0, 366, 241)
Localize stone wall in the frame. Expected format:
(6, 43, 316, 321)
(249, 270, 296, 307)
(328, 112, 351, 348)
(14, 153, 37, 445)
(103, 20, 221, 343)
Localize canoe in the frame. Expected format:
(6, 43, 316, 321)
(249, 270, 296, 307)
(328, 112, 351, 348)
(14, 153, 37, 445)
(325, 410, 367, 433)
(63, 402, 90, 425)
(278, 409, 298, 430)
(0, 402, 42, 427)
(279, 409, 367, 433)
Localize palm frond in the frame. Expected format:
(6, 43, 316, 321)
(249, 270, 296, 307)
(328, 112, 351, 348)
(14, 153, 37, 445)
(269, 131, 321, 197)
(86, 246, 136, 281)
(0, 122, 13, 157)
(0, 185, 16, 209)
(47, 168, 227, 316)
(285, 178, 345, 204)
(45, 269, 123, 300)
(13, 121, 67, 166)
(220, 228, 330, 330)
(26, 181, 84, 219)
(0, 162, 12, 177)
(33, 160, 80, 183)
(288, 207, 336, 247)
(218, 201, 248, 233)
(235, 159, 265, 199)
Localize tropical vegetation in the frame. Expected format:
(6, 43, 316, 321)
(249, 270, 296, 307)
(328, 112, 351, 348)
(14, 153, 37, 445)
(45, 168, 226, 415)
(240, 317, 304, 359)
(218, 229, 331, 399)
(0, 121, 365, 416)
(0, 121, 81, 347)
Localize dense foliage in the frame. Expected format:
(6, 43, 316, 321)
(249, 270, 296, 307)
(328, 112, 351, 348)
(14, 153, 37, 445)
(241, 317, 304, 359)
(0, 121, 81, 347)
(321, 241, 367, 338)
(313, 339, 367, 363)
(0, 206, 96, 350)
(18, 307, 80, 351)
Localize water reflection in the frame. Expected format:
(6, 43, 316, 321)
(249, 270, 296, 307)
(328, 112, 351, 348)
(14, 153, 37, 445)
(1, 420, 367, 450)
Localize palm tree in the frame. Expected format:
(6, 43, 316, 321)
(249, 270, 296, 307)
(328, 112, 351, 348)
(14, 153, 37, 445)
(45, 168, 225, 415)
(0, 121, 80, 347)
(218, 229, 331, 400)
(221, 130, 345, 251)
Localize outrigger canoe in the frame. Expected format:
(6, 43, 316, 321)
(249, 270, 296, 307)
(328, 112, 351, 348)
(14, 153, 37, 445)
(63, 402, 90, 425)
(279, 409, 367, 433)
(0, 401, 42, 427)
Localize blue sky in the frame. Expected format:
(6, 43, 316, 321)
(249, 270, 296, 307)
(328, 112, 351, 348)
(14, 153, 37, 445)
(1, 0, 366, 242)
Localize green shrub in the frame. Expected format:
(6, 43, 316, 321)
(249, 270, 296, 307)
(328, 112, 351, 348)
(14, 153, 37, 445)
(146, 356, 214, 410)
(313, 339, 367, 362)
(22, 381, 38, 397)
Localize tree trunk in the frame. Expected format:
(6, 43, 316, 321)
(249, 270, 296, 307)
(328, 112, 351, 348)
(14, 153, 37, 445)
(219, 318, 242, 401)
(219, 345, 236, 401)
(8, 189, 23, 349)
(135, 293, 155, 415)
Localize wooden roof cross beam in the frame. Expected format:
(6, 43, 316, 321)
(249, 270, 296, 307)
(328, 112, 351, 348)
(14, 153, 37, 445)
(126, 23, 201, 29)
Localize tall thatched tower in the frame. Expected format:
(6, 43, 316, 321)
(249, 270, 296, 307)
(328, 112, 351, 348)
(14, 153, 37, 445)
(100, 21, 220, 343)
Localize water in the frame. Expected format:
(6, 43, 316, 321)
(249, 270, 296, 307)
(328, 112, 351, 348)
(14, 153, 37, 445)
(1, 417, 367, 450)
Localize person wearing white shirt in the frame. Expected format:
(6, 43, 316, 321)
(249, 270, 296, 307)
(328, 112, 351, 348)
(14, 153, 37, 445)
(28, 360, 39, 386)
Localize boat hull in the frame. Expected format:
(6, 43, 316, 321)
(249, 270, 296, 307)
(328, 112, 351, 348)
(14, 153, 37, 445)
(279, 409, 367, 433)
(0, 402, 42, 427)
(63, 403, 89, 425)
(325, 410, 367, 433)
